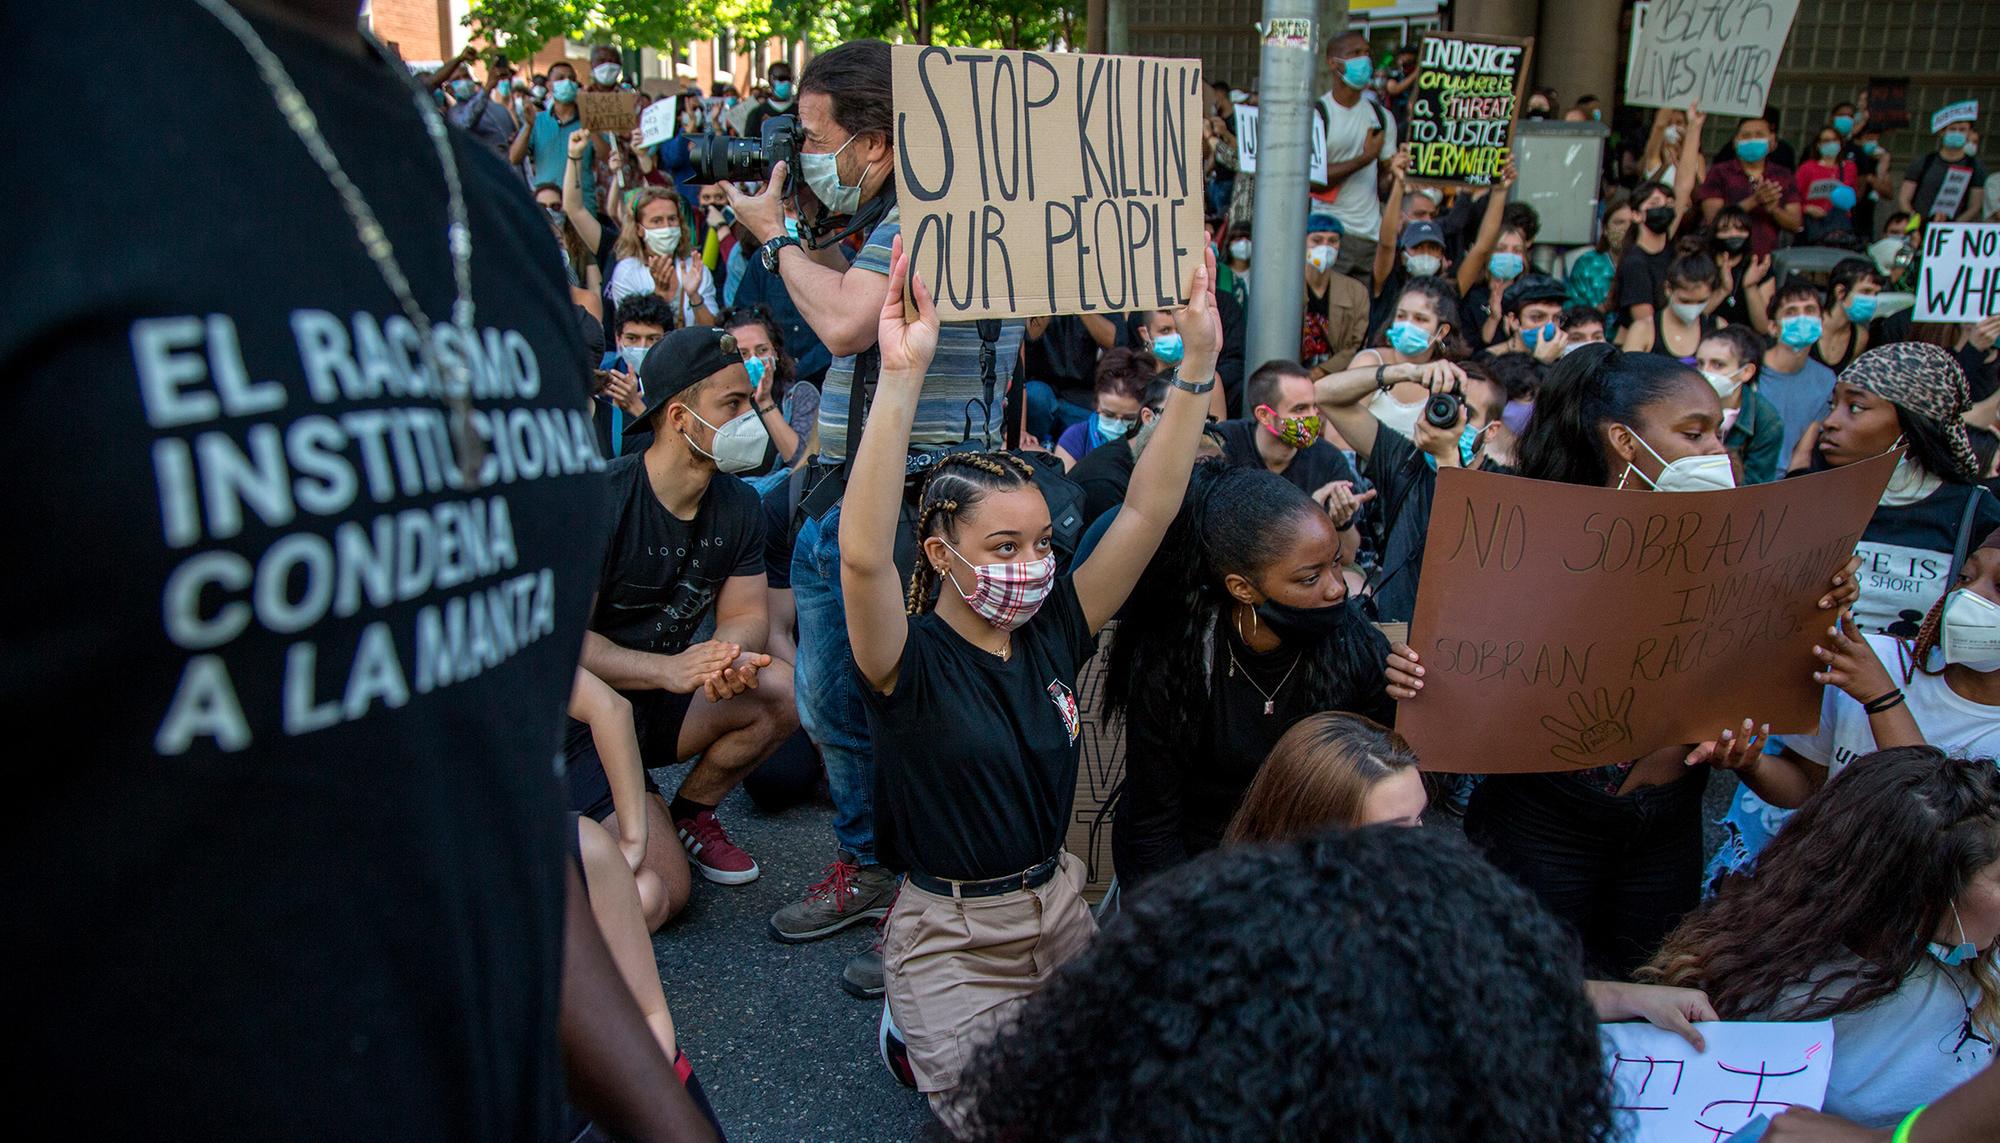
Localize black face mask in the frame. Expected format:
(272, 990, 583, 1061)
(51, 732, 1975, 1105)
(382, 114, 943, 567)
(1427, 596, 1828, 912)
(1254, 596, 1351, 643)
(1714, 234, 1749, 253)
(1643, 206, 1676, 235)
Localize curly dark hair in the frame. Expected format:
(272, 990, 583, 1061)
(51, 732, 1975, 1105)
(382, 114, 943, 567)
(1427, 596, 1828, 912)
(955, 828, 1615, 1142)
(1643, 747, 2000, 1033)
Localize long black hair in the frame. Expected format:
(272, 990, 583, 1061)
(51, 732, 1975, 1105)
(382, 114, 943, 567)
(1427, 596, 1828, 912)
(1800, 400, 1977, 484)
(1105, 460, 1389, 743)
(1517, 344, 1705, 487)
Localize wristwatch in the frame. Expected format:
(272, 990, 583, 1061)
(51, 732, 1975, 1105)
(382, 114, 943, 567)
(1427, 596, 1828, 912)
(1170, 370, 1216, 395)
(1375, 363, 1392, 391)
(759, 233, 802, 271)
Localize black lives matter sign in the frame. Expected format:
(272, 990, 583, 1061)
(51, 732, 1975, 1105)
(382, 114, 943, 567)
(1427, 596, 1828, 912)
(893, 45, 1204, 321)
(1405, 34, 1531, 187)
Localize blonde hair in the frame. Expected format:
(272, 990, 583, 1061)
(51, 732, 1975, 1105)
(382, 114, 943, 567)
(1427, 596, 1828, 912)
(614, 188, 691, 262)
(1225, 714, 1420, 845)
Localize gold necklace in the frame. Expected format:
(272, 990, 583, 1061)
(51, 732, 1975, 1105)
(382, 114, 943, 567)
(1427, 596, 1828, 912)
(1227, 606, 1302, 715)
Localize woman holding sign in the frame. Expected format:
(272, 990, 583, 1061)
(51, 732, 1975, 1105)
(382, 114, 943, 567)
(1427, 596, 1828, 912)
(841, 238, 1218, 1120)
(1383, 345, 1862, 977)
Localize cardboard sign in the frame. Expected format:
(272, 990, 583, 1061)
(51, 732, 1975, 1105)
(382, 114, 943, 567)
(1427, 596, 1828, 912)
(1064, 625, 1124, 905)
(1604, 1021, 1834, 1142)
(1933, 167, 1975, 220)
(1916, 223, 2000, 322)
(1404, 33, 1531, 186)
(1398, 455, 1895, 774)
(1866, 77, 1910, 131)
(637, 100, 676, 148)
(1626, 0, 1800, 119)
(1232, 104, 1329, 183)
(577, 91, 638, 135)
(1932, 100, 1980, 135)
(893, 45, 1205, 322)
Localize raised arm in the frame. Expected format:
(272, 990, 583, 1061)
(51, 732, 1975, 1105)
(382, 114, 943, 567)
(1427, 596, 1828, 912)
(508, 102, 536, 165)
(1455, 162, 1517, 296)
(1673, 104, 1707, 225)
(1375, 148, 1409, 294)
(563, 130, 604, 252)
(840, 236, 932, 692)
(1072, 250, 1221, 632)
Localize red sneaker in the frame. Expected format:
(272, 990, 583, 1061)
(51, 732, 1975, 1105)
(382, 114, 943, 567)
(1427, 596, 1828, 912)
(675, 810, 761, 885)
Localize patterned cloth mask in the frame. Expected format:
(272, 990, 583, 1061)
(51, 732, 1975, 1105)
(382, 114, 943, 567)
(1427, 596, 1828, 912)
(1259, 406, 1322, 448)
(939, 541, 1055, 631)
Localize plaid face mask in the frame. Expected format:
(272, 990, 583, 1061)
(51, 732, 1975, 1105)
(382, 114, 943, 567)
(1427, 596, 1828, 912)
(940, 540, 1056, 631)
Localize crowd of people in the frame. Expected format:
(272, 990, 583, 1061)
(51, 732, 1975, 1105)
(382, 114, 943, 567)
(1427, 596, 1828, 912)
(16, 1, 2000, 1138)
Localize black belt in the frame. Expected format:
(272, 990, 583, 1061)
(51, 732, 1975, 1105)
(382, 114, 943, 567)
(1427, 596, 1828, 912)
(906, 854, 1062, 900)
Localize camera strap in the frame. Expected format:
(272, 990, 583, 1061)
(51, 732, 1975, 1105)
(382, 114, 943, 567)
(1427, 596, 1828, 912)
(803, 184, 899, 252)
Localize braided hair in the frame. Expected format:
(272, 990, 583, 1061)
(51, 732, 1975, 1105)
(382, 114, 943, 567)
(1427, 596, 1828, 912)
(905, 451, 1040, 616)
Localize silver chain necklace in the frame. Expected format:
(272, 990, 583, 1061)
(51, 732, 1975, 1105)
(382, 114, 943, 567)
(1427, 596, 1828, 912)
(192, 0, 484, 478)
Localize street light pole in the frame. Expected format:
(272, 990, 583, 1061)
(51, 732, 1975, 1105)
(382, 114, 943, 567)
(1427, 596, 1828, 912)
(1242, 0, 1331, 414)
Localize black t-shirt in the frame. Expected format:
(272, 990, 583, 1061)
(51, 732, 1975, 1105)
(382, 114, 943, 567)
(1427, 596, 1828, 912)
(1614, 244, 1672, 325)
(1363, 428, 1439, 623)
(1215, 419, 1361, 497)
(2, 5, 606, 1135)
(1024, 314, 1105, 403)
(590, 453, 764, 654)
(1068, 434, 1138, 524)
(1462, 281, 1496, 351)
(866, 577, 1098, 881)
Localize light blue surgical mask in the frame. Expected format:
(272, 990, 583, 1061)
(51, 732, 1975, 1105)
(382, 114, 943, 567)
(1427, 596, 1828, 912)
(1421, 424, 1483, 471)
(1944, 130, 1969, 151)
(1818, 140, 1841, 159)
(619, 344, 648, 375)
(1150, 332, 1185, 366)
(496, 79, 512, 98)
(1833, 114, 1855, 136)
(1929, 903, 1978, 967)
(1489, 252, 1525, 280)
(1845, 293, 1878, 323)
(1861, 141, 1880, 156)
(450, 79, 477, 101)
(743, 354, 768, 390)
(1095, 412, 1134, 441)
(1521, 321, 1556, 348)
(1340, 56, 1374, 89)
(1779, 314, 1822, 348)
(1734, 138, 1770, 163)
(800, 134, 866, 215)
(551, 78, 579, 103)
(772, 80, 794, 102)
(784, 215, 801, 239)
(1386, 322, 1433, 357)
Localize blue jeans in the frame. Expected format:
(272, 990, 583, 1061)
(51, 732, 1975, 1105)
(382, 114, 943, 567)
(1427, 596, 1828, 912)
(1024, 381, 1092, 445)
(790, 503, 877, 863)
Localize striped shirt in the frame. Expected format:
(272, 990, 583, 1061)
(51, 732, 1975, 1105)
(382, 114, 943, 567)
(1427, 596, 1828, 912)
(815, 205, 1023, 462)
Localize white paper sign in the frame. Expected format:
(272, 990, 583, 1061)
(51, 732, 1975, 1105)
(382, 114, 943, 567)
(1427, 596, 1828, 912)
(1917, 223, 2000, 322)
(1932, 167, 1975, 220)
(1625, 0, 1801, 119)
(1233, 104, 1328, 183)
(637, 100, 677, 148)
(1932, 100, 1980, 136)
(1603, 1021, 1833, 1143)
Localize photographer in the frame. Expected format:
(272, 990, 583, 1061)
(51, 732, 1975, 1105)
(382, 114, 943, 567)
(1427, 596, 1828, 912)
(719, 42, 1029, 989)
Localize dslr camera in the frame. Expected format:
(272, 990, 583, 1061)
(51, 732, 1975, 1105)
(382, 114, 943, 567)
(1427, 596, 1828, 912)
(1423, 391, 1463, 430)
(688, 115, 799, 192)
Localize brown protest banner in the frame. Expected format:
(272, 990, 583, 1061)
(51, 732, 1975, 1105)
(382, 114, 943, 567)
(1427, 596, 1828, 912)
(1405, 33, 1531, 187)
(1399, 454, 1897, 774)
(892, 45, 1204, 321)
(577, 91, 639, 135)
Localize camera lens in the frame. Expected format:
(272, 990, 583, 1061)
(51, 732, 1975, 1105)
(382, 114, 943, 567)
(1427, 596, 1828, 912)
(1423, 392, 1462, 430)
(689, 133, 768, 184)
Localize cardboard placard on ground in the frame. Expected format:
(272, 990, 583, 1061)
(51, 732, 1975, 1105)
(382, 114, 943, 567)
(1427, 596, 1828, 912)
(1626, 0, 1801, 119)
(1603, 1021, 1834, 1142)
(1866, 77, 1911, 131)
(637, 100, 676, 148)
(1232, 104, 1328, 183)
(577, 91, 639, 135)
(1916, 223, 2000, 322)
(892, 45, 1204, 322)
(1405, 33, 1531, 187)
(1398, 455, 1896, 774)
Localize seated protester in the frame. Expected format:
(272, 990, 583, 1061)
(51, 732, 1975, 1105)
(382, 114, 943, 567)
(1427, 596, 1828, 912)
(1564, 190, 1633, 310)
(1068, 376, 1171, 525)
(1217, 220, 1253, 309)
(1708, 206, 1769, 330)
(1455, 190, 1535, 352)
(1798, 123, 1865, 243)
(603, 187, 718, 327)
(1301, 211, 1370, 377)
(1620, 250, 1722, 364)
(1644, 747, 2000, 1128)
(1347, 275, 1468, 440)
(1054, 348, 1153, 469)
(1106, 463, 1391, 887)
(1558, 304, 1608, 351)
(1129, 307, 1240, 418)
(594, 293, 671, 457)
(1793, 344, 2000, 635)
(846, 242, 1220, 1123)
(1384, 346, 1860, 977)
(1480, 352, 1543, 470)
(694, 184, 735, 274)
(954, 829, 1622, 1141)
(1699, 324, 1785, 484)
(1484, 272, 1569, 363)
(1023, 313, 1121, 444)
(1215, 360, 1365, 502)
(580, 328, 801, 900)
(1902, 109, 1989, 223)
(1762, 280, 1840, 466)
(1698, 114, 1805, 256)
(535, 179, 607, 306)
(1314, 350, 1505, 625)
(1813, 257, 1885, 374)
(728, 209, 832, 384)
(721, 306, 817, 484)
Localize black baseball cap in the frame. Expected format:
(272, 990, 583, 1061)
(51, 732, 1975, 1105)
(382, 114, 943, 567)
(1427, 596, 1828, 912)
(1502, 272, 1568, 314)
(1399, 220, 1446, 250)
(626, 326, 746, 438)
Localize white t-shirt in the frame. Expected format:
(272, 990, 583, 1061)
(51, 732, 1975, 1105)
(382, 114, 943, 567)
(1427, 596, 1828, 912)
(1787, 634, 2000, 776)
(1315, 92, 1395, 241)
(1770, 958, 1993, 1127)
(607, 255, 717, 329)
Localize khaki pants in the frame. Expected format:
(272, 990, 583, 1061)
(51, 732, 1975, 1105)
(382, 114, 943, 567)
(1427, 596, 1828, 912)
(882, 852, 1097, 1122)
